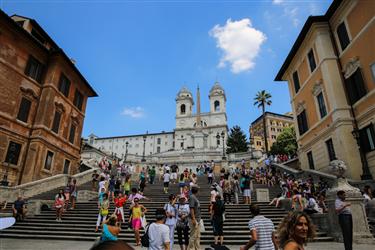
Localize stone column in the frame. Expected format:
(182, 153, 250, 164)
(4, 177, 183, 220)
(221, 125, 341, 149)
(327, 177, 374, 244)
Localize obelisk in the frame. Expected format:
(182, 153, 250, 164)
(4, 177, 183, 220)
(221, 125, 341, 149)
(196, 86, 202, 131)
(194, 85, 204, 149)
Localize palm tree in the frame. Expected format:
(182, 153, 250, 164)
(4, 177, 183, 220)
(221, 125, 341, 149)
(254, 90, 272, 156)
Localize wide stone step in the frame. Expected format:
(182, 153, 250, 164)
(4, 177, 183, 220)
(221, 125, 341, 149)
(0, 232, 335, 245)
(8, 224, 330, 235)
(1, 175, 334, 244)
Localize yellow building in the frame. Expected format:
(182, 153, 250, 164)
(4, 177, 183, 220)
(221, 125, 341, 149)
(275, 0, 375, 180)
(250, 112, 294, 152)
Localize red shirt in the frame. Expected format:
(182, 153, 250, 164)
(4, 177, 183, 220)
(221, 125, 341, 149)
(114, 197, 127, 207)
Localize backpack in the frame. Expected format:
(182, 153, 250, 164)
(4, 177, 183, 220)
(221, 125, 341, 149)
(243, 178, 250, 188)
(141, 223, 152, 247)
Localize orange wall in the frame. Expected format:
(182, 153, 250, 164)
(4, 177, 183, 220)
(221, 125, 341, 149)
(346, 0, 375, 39)
(298, 58, 309, 87)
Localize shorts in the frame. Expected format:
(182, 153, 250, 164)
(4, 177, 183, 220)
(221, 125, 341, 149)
(243, 189, 251, 197)
(212, 220, 224, 236)
(164, 182, 169, 188)
(132, 218, 142, 230)
(171, 173, 177, 179)
(179, 183, 185, 188)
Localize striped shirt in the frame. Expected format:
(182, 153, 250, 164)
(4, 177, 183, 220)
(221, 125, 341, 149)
(248, 215, 275, 250)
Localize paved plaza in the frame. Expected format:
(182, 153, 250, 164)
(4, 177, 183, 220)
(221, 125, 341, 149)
(0, 239, 374, 250)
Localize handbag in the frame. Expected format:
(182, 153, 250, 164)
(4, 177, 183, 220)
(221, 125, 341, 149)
(141, 215, 147, 228)
(100, 208, 109, 216)
(141, 223, 152, 247)
(54, 199, 64, 209)
(199, 219, 205, 232)
(176, 219, 187, 230)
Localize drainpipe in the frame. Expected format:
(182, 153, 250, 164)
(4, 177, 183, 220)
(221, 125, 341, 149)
(327, 23, 373, 180)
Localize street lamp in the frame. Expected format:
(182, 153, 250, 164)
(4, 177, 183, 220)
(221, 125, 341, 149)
(125, 141, 129, 162)
(0, 162, 9, 186)
(221, 131, 226, 160)
(1, 143, 16, 186)
(142, 135, 146, 162)
(216, 133, 220, 148)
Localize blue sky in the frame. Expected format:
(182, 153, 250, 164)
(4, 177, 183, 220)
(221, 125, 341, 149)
(1, 0, 331, 139)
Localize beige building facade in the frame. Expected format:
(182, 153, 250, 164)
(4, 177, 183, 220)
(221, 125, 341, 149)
(275, 0, 375, 180)
(250, 112, 294, 152)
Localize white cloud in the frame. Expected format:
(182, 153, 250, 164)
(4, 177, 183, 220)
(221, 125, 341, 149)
(209, 18, 266, 74)
(284, 6, 300, 27)
(272, 0, 284, 4)
(121, 107, 145, 118)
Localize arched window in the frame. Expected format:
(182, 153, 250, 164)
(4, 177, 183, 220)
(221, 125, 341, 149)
(214, 101, 220, 112)
(180, 104, 186, 114)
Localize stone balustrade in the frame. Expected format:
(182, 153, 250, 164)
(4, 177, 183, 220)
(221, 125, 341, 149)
(0, 167, 97, 202)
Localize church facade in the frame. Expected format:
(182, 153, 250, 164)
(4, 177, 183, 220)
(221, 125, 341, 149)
(87, 82, 228, 159)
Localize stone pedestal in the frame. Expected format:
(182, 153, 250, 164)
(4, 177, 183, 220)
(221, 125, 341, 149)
(326, 177, 374, 244)
(27, 200, 54, 216)
(193, 131, 205, 149)
(77, 190, 98, 202)
(256, 188, 269, 202)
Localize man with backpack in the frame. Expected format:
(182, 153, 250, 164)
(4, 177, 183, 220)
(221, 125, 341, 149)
(147, 208, 170, 250)
(242, 175, 251, 204)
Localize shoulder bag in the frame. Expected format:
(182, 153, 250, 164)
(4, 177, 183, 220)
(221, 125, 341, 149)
(141, 223, 152, 247)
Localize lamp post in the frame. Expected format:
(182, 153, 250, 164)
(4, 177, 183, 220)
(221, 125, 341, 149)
(142, 135, 146, 162)
(125, 141, 129, 162)
(221, 131, 226, 160)
(352, 129, 373, 180)
(216, 133, 220, 148)
(0, 162, 9, 186)
(1, 144, 15, 186)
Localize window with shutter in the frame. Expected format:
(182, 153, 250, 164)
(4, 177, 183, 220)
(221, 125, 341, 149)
(17, 97, 32, 123)
(297, 110, 308, 136)
(337, 22, 350, 51)
(51, 111, 62, 134)
(308, 49, 316, 72)
(344, 69, 367, 105)
(307, 151, 314, 170)
(73, 90, 83, 110)
(63, 159, 70, 174)
(44, 151, 54, 170)
(359, 124, 375, 153)
(317, 92, 327, 118)
(24, 56, 44, 83)
(325, 139, 336, 161)
(5, 141, 22, 165)
(69, 124, 76, 144)
(58, 74, 71, 97)
(292, 71, 300, 93)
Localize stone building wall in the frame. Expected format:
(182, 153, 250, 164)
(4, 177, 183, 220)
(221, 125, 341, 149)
(0, 11, 97, 185)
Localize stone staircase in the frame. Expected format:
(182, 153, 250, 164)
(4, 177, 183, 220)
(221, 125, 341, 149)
(0, 176, 334, 245)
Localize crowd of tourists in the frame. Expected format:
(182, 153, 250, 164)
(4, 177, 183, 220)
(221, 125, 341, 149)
(88, 157, 321, 250)
(45, 156, 375, 250)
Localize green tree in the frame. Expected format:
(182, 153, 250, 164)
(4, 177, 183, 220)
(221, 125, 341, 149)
(254, 90, 272, 156)
(270, 126, 298, 156)
(226, 126, 249, 154)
